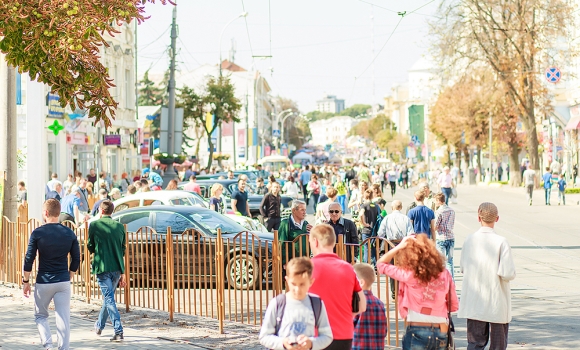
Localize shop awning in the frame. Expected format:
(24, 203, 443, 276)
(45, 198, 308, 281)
(565, 116, 580, 130)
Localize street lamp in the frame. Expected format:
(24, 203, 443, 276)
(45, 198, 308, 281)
(281, 113, 308, 149)
(219, 12, 248, 77)
(273, 109, 293, 151)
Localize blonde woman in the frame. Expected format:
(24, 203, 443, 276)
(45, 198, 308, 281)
(209, 183, 226, 214)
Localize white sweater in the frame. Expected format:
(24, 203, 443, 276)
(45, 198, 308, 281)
(458, 226, 516, 323)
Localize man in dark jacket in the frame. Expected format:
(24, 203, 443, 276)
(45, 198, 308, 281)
(88, 200, 126, 342)
(325, 202, 359, 263)
(260, 182, 282, 231)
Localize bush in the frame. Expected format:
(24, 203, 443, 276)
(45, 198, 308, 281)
(565, 188, 580, 194)
(490, 181, 508, 185)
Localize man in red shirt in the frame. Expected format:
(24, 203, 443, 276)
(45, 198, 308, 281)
(309, 224, 366, 350)
(183, 175, 201, 195)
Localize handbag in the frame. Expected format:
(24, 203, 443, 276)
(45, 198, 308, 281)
(446, 277, 456, 350)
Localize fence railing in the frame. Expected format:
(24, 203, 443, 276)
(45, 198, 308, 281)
(0, 215, 403, 347)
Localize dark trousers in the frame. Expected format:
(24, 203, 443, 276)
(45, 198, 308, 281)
(302, 183, 309, 204)
(265, 217, 281, 232)
(467, 319, 509, 350)
(324, 339, 352, 350)
(442, 187, 452, 205)
(389, 181, 396, 196)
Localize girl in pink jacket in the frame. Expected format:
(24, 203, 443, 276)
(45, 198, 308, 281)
(377, 235, 459, 350)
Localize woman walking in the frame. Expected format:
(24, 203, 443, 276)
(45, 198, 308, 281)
(306, 174, 321, 213)
(377, 235, 458, 350)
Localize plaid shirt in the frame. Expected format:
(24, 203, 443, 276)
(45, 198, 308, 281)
(435, 204, 455, 240)
(353, 290, 387, 350)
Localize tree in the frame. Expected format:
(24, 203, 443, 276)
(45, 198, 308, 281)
(176, 85, 204, 158)
(138, 69, 163, 106)
(305, 110, 335, 121)
(430, 0, 575, 172)
(0, 0, 173, 127)
(339, 104, 371, 118)
(349, 114, 395, 140)
(272, 96, 311, 149)
(178, 76, 241, 169)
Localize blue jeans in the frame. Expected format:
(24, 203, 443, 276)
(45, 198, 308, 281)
(442, 187, 452, 205)
(436, 239, 454, 279)
(96, 271, 124, 335)
(558, 190, 565, 205)
(402, 326, 448, 350)
(337, 195, 347, 213)
(544, 187, 551, 204)
(361, 232, 376, 265)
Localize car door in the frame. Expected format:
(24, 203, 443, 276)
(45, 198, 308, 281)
(115, 211, 153, 283)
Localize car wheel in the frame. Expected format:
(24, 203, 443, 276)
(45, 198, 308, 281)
(226, 252, 259, 290)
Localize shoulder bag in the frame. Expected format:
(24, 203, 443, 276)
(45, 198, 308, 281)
(446, 276, 456, 350)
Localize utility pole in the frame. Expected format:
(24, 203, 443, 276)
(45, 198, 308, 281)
(163, 4, 178, 182)
(489, 112, 493, 181)
(371, 5, 375, 105)
(0, 55, 18, 220)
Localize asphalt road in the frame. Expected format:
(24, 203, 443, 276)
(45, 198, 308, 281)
(339, 183, 580, 349)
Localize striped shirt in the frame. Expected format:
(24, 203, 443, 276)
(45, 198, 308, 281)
(435, 204, 455, 240)
(377, 210, 414, 240)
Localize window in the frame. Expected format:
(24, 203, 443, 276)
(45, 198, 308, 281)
(125, 69, 131, 109)
(187, 210, 245, 235)
(118, 212, 150, 232)
(154, 212, 192, 234)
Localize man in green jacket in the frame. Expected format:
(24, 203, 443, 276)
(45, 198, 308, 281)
(88, 200, 126, 342)
(278, 200, 312, 268)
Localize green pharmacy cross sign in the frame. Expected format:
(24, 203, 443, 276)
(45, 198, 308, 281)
(48, 119, 64, 135)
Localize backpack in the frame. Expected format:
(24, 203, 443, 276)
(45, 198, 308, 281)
(274, 293, 323, 335)
(371, 211, 383, 238)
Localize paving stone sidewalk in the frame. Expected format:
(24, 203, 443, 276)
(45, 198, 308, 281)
(0, 283, 263, 350)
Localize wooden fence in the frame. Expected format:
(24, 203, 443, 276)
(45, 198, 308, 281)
(0, 214, 403, 347)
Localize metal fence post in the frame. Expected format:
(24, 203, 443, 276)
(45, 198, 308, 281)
(123, 224, 129, 312)
(272, 230, 282, 295)
(166, 227, 174, 322)
(84, 221, 91, 304)
(215, 228, 225, 334)
(337, 234, 345, 261)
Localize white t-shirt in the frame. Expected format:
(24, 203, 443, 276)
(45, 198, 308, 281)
(523, 169, 536, 186)
(283, 181, 300, 199)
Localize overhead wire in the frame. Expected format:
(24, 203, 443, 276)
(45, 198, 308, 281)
(139, 25, 171, 51)
(240, 0, 255, 60)
(178, 36, 202, 66)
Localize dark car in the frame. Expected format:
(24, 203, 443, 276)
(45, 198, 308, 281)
(194, 170, 259, 182)
(178, 179, 293, 221)
(112, 205, 273, 290)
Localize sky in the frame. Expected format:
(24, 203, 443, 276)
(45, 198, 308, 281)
(137, 0, 439, 112)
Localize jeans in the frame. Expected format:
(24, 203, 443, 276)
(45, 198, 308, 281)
(337, 195, 346, 213)
(442, 187, 452, 205)
(558, 190, 566, 205)
(34, 281, 71, 350)
(436, 239, 455, 279)
(96, 271, 124, 335)
(310, 193, 320, 213)
(402, 326, 447, 350)
(361, 232, 376, 265)
(544, 187, 551, 204)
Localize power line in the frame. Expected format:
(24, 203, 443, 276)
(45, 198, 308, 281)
(357, 0, 398, 13)
(178, 36, 202, 66)
(240, 0, 255, 59)
(356, 15, 404, 79)
(139, 25, 171, 51)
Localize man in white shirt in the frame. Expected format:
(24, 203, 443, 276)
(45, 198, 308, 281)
(459, 202, 516, 350)
(522, 165, 537, 206)
(437, 166, 453, 205)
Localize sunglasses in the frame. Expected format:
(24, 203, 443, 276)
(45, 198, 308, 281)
(329, 210, 341, 214)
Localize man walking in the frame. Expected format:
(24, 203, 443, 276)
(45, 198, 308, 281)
(325, 202, 359, 263)
(309, 224, 366, 350)
(437, 166, 454, 205)
(88, 200, 127, 341)
(522, 165, 536, 206)
(260, 181, 282, 232)
(359, 189, 379, 264)
(183, 174, 201, 195)
(387, 168, 397, 197)
(231, 179, 251, 218)
(300, 165, 312, 204)
(407, 182, 436, 212)
(407, 190, 436, 239)
(459, 202, 516, 350)
(23, 199, 80, 350)
(434, 192, 456, 279)
(542, 167, 553, 205)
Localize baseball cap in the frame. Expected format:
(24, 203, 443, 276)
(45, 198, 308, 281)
(142, 167, 150, 174)
(478, 202, 498, 223)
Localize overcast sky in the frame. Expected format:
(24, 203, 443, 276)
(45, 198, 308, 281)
(137, 0, 438, 112)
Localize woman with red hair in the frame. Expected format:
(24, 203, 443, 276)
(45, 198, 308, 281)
(377, 235, 458, 350)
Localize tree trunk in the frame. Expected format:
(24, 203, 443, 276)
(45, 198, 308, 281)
(476, 145, 483, 181)
(206, 138, 214, 169)
(508, 141, 521, 187)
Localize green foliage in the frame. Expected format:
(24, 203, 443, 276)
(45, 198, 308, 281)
(0, 0, 173, 127)
(339, 104, 371, 118)
(305, 110, 335, 122)
(138, 69, 163, 106)
(565, 188, 580, 194)
(349, 114, 395, 140)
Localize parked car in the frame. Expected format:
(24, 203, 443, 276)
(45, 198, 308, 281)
(227, 214, 268, 234)
(178, 179, 293, 222)
(112, 205, 273, 290)
(195, 170, 259, 182)
(112, 190, 208, 214)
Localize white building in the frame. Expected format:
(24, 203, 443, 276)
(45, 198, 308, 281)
(316, 95, 345, 114)
(309, 116, 359, 147)
(169, 60, 274, 167)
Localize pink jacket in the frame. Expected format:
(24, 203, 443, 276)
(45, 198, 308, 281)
(378, 263, 459, 319)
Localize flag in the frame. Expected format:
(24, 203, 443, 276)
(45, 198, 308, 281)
(249, 128, 258, 146)
(205, 112, 214, 132)
(222, 121, 234, 137)
(238, 129, 245, 147)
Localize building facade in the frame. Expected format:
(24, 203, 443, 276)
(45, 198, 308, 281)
(309, 116, 359, 147)
(316, 94, 345, 114)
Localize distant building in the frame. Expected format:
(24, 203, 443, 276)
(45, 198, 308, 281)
(316, 95, 345, 114)
(309, 116, 359, 146)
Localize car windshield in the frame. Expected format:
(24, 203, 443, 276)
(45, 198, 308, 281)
(169, 197, 195, 206)
(188, 210, 246, 235)
(230, 183, 257, 195)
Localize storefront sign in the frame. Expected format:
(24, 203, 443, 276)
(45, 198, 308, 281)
(66, 133, 89, 145)
(104, 134, 121, 146)
(47, 93, 65, 118)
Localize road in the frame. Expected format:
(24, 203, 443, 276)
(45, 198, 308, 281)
(358, 183, 580, 349)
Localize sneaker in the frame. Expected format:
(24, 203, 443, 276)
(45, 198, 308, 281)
(110, 333, 124, 342)
(529, 199, 532, 206)
(94, 323, 102, 336)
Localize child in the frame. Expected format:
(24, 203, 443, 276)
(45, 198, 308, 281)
(352, 263, 387, 350)
(259, 257, 333, 350)
(558, 174, 567, 205)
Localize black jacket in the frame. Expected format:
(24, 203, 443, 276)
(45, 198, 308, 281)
(259, 193, 281, 218)
(326, 217, 359, 262)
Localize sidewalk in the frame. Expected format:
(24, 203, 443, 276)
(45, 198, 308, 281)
(474, 181, 580, 204)
(0, 283, 262, 350)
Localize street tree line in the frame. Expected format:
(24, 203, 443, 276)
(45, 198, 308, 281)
(429, 0, 576, 185)
(349, 114, 410, 163)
